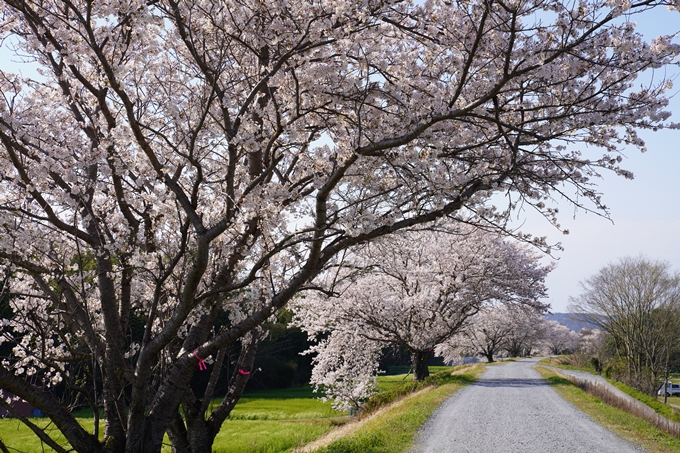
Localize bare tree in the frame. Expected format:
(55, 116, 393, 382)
(570, 256, 680, 394)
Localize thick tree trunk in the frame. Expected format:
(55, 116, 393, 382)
(166, 412, 190, 453)
(164, 334, 259, 453)
(184, 415, 213, 453)
(411, 350, 431, 381)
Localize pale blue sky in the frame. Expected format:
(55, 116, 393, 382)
(516, 7, 680, 312)
(1, 5, 678, 313)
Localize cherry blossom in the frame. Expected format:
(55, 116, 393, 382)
(538, 320, 581, 355)
(0, 0, 678, 451)
(292, 227, 549, 408)
(437, 305, 547, 362)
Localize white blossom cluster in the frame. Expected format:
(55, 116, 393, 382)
(292, 227, 551, 408)
(438, 307, 584, 362)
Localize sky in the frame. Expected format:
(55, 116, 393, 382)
(0, 4, 679, 314)
(510, 7, 680, 312)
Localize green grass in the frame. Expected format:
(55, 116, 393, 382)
(376, 366, 462, 392)
(0, 416, 96, 452)
(220, 385, 342, 422)
(0, 366, 472, 453)
(376, 373, 414, 392)
(606, 380, 680, 424)
(182, 419, 335, 453)
(381, 365, 452, 376)
(664, 395, 680, 406)
(228, 398, 342, 421)
(311, 364, 485, 453)
(0, 392, 342, 453)
(363, 367, 477, 415)
(536, 367, 680, 453)
(241, 386, 322, 399)
(538, 355, 599, 373)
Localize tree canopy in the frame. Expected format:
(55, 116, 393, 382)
(293, 227, 549, 388)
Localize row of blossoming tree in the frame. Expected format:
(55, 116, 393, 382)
(291, 227, 577, 409)
(292, 227, 584, 410)
(0, 0, 678, 451)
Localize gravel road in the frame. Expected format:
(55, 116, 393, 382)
(410, 358, 646, 453)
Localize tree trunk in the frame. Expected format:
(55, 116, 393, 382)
(166, 412, 190, 453)
(664, 348, 670, 405)
(184, 414, 214, 453)
(506, 341, 522, 358)
(411, 350, 431, 381)
(164, 334, 259, 453)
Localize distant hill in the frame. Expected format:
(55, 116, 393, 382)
(545, 313, 598, 332)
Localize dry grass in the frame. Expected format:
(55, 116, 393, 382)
(547, 367, 680, 439)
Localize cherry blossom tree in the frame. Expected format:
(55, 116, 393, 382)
(436, 304, 548, 362)
(539, 320, 581, 355)
(292, 227, 550, 407)
(502, 306, 547, 357)
(579, 328, 606, 357)
(302, 330, 383, 412)
(436, 308, 510, 363)
(0, 0, 678, 451)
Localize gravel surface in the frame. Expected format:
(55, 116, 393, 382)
(410, 358, 646, 453)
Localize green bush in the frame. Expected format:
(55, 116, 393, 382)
(602, 356, 627, 380)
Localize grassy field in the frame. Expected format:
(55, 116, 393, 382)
(0, 387, 343, 453)
(375, 366, 453, 392)
(537, 367, 680, 453)
(187, 386, 346, 453)
(0, 366, 470, 453)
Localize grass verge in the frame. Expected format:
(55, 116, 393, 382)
(536, 367, 680, 453)
(362, 366, 477, 415)
(306, 364, 485, 453)
(207, 419, 336, 453)
(539, 357, 680, 425)
(607, 381, 680, 424)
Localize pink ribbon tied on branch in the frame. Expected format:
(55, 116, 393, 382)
(193, 349, 207, 371)
(238, 369, 250, 375)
